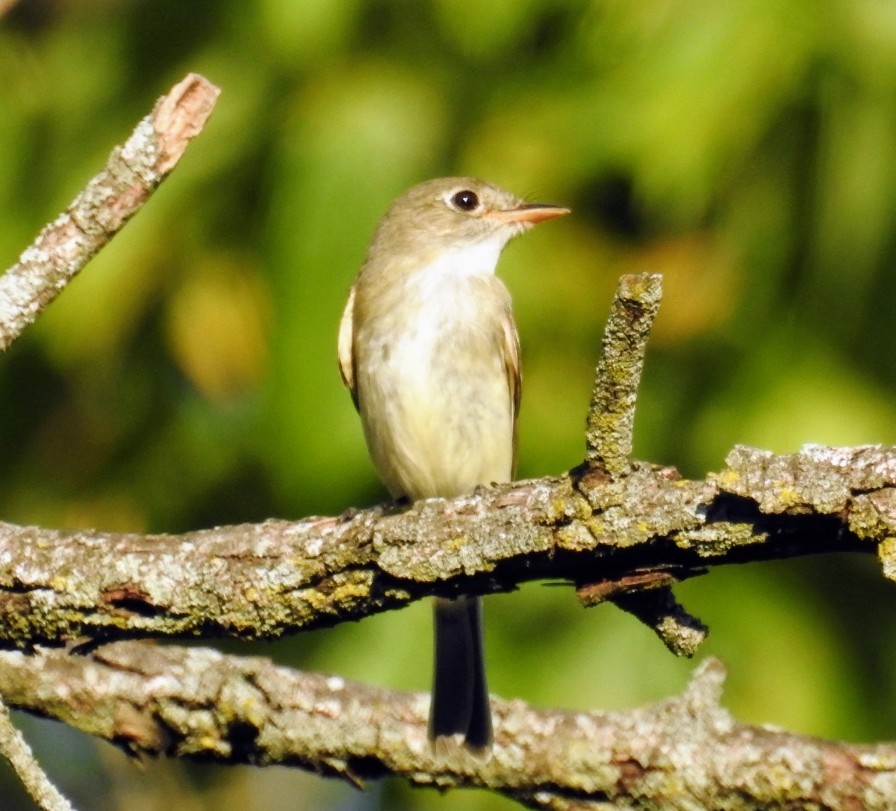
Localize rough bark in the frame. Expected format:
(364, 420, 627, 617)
(2, 643, 894, 811)
(0, 443, 888, 656)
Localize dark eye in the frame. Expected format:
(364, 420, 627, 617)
(451, 190, 479, 211)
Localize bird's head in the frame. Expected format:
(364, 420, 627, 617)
(376, 177, 569, 253)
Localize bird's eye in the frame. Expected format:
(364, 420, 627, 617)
(451, 190, 479, 212)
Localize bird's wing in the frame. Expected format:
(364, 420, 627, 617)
(337, 284, 359, 411)
(500, 302, 522, 473)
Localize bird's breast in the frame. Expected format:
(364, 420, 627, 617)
(354, 271, 515, 500)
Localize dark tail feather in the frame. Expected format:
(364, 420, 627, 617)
(429, 596, 493, 751)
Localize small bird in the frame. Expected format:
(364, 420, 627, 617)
(338, 177, 568, 751)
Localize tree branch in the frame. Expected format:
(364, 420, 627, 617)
(0, 73, 220, 352)
(0, 642, 891, 810)
(0, 441, 887, 652)
(585, 273, 662, 475)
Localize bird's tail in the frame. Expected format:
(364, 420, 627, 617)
(429, 595, 492, 752)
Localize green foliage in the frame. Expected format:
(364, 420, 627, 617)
(2, 1, 896, 808)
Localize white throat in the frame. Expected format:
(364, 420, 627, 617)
(419, 233, 508, 279)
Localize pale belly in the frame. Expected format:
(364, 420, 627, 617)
(355, 299, 514, 500)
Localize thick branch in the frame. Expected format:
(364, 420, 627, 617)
(0, 73, 219, 352)
(0, 642, 891, 810)
(0, 444, 889, 650)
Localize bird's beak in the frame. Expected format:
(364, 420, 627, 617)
(485, 203, 570, 225)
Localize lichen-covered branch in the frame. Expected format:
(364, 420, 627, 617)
(578, 274, 715, 656)
(585, 273, 662, 475)
(0, 642, 891, 810)
(0, 73, 219, 352)
(0, 443, 888, 652)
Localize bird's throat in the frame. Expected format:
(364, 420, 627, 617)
(416, 233, 508, 281)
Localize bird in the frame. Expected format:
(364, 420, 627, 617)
(338, 177, 569, 751)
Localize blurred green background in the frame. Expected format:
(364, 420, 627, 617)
(2, 0, 896, 808)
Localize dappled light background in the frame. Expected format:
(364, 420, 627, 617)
(2, 1, 896, 809)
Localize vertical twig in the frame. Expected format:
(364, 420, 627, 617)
(585, 273, 663, 475)
(582, 274, 706, 654)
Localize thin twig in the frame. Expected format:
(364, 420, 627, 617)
(0, 694, 75, 811)
(0, 73, 220, 352)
